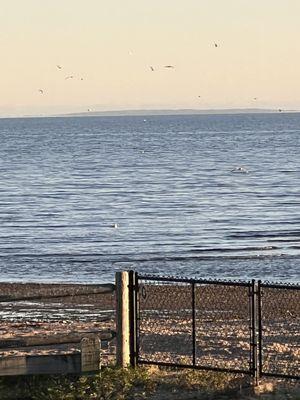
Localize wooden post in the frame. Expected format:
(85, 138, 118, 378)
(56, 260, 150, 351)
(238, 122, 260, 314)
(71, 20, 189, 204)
(81, 336, 101, 372)
(116, 271, 130, 367)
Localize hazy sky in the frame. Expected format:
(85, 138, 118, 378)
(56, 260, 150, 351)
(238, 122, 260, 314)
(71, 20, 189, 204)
(1, 0, 300, 116)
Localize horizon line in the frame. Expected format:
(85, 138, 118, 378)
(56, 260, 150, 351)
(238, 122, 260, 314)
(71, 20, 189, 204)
(1, 107, 299, 119)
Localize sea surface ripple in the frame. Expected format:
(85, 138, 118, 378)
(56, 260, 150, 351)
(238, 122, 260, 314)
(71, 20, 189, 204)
(0, 113, 299, 283)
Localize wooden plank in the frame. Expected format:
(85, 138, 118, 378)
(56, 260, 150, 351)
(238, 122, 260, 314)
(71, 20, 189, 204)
(0, 354, 82, 376)
(26, 354, 81, 375)
(0, 343, 102, 375)
(0, 329, 115, 348)
(0, 356, 27, 376)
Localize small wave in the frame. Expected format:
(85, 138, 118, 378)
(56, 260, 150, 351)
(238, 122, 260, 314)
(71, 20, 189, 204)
(228, 230, 300, 239)
(189, 246, 278, 253)
(278, 170, 300, 173)
(267, 238, 300, 243)
(0, 251, 298, 263)
(127, 253, 299, 262)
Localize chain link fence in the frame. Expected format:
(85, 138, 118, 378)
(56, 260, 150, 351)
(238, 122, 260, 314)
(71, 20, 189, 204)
(194, 281, 253, 373)
(259, 282, 300, 379)
(137, 276, 255, 374)
(1, 274, 299, 379)
(137, 278, 193, 366)
(136, 274, 299, 380)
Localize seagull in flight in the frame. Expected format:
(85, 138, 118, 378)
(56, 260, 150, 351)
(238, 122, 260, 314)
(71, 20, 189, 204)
(164, 65, 175, 69)
(38, 89, 44, 94)
(214, 43, 218, 48)
(56, 65, 62, 70)
(150, 66, 155, 72)
(65, 75, 74, 80)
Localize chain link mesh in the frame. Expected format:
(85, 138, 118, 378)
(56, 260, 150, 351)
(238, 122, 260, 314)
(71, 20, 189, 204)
(260, 284, 300, 378)
(195, 283, 251, 371)
(138, 279, 193, 365)
(137, 277, 252, 372)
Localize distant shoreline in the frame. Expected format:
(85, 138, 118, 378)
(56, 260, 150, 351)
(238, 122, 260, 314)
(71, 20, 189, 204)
(1, 108, 299, 119)
(56, 108, 297, 118)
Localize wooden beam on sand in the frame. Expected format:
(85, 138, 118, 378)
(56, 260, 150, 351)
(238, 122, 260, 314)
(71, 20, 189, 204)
(0, 329, 115, 349)
(0, 353, 81, 375)
(0, 337, 102, 375)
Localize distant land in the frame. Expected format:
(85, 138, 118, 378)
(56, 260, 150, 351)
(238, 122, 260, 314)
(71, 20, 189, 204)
(59, 108, 295, 118)
(1, 108, 297, 119)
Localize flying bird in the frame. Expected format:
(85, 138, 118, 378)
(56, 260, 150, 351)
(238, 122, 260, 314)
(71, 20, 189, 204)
(214, 43, 218, 48)
(56, 65, 62, 70)
(253, 97, 257, 101)
(150, 66, 155, 72)
(65, 75, 74, 80)
(38, 89, 44, 94)
(164, 65, 175, 68)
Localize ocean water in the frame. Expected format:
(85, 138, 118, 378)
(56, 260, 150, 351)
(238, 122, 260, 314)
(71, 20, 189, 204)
(0, 113, 299, 283)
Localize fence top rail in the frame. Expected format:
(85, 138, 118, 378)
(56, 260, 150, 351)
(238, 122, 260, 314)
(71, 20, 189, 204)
(260, 283, 300, 290)
(259, 280, 300, 290)
(136, 273, 300, 289)
(136, 273, 252, 287)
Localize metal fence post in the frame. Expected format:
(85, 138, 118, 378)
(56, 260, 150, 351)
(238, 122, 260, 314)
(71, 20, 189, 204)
(128, 270, 137, 367)
(257, 280, 262, 379)
(250, 280, 258, 384)
(191, 281, 196, 366)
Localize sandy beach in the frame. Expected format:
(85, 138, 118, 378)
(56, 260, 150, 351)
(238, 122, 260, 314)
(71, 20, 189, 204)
(0, 280, 298, 378)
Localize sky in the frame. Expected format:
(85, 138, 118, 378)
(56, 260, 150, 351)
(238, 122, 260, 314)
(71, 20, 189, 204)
(1, 0, 300, 116)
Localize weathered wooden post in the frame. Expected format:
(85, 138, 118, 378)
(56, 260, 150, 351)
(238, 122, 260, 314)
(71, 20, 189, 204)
(81, 336, 101, 372)
(116, 271, 130, 367)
